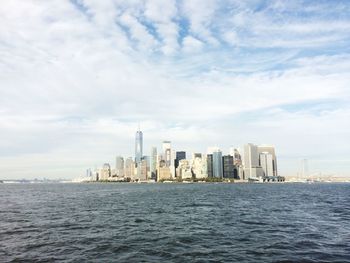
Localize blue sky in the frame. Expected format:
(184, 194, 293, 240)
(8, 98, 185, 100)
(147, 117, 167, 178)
(0, 0, 350, 178)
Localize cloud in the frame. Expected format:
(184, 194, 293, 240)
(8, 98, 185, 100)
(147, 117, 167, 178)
(182, 35, 203, 53)
(0, 0, 350, 178)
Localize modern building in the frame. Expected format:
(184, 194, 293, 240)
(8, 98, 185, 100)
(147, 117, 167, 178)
(162, 141, 172, 167)
(259, 152, 273, 177)
(175, 151, 186, 172)
(125, 157, 134, 180)
(207, 154, 213, 178)
(115, 156, 124, 178)
(157, 160, 171, 181)
(222, 155, 235, 178)
(191, 156, 208, 179)
(150, 147, 157, 179)
(233, 149, 242, 166)
(100, 163, 111, 181)
(212, 149, 223, 178)
(258, 145, 277, 176)
(135, 128, 143, 165)
(243, 143, 264, 178)
(177, 159, 192, 180)
(140, 159, 148, 181)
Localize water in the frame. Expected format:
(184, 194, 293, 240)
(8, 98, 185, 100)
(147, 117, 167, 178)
(0, 183, 350, 262)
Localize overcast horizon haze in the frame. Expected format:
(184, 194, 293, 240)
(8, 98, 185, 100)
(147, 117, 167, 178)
(1, 0, 350, 179)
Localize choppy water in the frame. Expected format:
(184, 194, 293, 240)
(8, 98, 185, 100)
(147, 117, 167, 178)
(0, 183, 350, 262)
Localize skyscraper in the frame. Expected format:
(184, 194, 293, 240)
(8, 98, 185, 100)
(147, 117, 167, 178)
(207, 154, 213, 178)
(212, 149, 223, 178)
(258, 145, 277, 176)
(162, 141, 171, 167)
(135, 128, 143, 165)
(259, 152, 273, 177)
(175, 151, 186, 170)
(222, 155, 234, 178)
(125, 157, 134, 180)
(191, 156, 208, 179)
(150, 147, 157, 179)
(115, 156, 124, 177)
(100, 163, 111, 181)
(243, 143, 264, 178)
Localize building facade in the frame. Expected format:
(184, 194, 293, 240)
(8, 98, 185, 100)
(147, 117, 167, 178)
(115, 156, 124, 178)
(222, 155, 235, 178)
(212, 149, 223, 178)
(150, 147, 157, 179)
(135, 129, 143, 165)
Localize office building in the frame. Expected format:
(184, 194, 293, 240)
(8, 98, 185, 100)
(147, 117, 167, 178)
(177, 159, 192, 180)
(258, 145, 278, 176)
(135, 128, 143, 165)
(212, 149, 223, 178)
(222, 155, 235, 178)
(162, 141, 172, 167)
(100, 163, 111, 180)
(140, 159, 148, 181)
(243, 143, 264, 178)
(207, 154, 213, 178)
(157, 160, 171, 181)
(175, 151, 186, 172)
(115, 156, 124, 178)
(150, 147, 157, 179)
(125, 157, 134, 180)
(191, 156, 208, 179)
(259, 152, 274, 177)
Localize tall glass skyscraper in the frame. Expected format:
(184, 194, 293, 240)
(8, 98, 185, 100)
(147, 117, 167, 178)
(212, 150, 223, 178)
(135, 128, 143, 165)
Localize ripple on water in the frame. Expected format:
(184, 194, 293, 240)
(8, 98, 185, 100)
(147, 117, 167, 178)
(0, 183, 350, 262)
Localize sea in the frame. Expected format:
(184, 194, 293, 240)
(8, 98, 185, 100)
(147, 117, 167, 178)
(0, 183, 349, 262)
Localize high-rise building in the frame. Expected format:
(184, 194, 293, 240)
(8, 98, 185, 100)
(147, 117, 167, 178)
(162, 141, 172, 167)
(157, 160, 171, 181)
(150, 147, 157, 179)
(140, 159, 148, 181)
(176, 151, 186, 162)
(258, 145, 277, 176)
(191, 156, 208, 179)
(207, 154, 213, 178)
(100, 163, 111, 181)
(177, 159, 192, 180)
(125, 157, 134, 180)
(259, 152, 274, 177)
(243, 143, 259, 168)
(212, 149, 223, 178)
(135, 128, 143, 165)
(175, 151, 186, 170)
(243, 143, 264, 178)
(222, 155, 235, 178)
(115, 156, 124, 178)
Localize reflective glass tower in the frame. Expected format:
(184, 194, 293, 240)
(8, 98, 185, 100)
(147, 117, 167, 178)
(212, 150, 223, 178)
(135, 128, 143, 165)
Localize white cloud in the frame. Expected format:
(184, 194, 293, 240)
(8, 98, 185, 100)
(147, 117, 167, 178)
(0, 0, 350, 178)
(118, 13, 158, 51)
(181, 0, 219, 45)
(144, 0, 179, 54)
(182, 36, 203, 53)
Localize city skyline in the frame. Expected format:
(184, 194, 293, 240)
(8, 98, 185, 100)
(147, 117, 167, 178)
(1, 1, 350, 179)
(85, 127, 282, 183)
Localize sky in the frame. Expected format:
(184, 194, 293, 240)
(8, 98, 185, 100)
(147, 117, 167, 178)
(1, 0, 350, 179)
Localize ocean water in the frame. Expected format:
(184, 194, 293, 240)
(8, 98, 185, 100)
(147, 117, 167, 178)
(0, 183, 349, 262)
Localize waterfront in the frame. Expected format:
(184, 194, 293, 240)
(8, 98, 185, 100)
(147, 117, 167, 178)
(1, 183, 350, 262)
